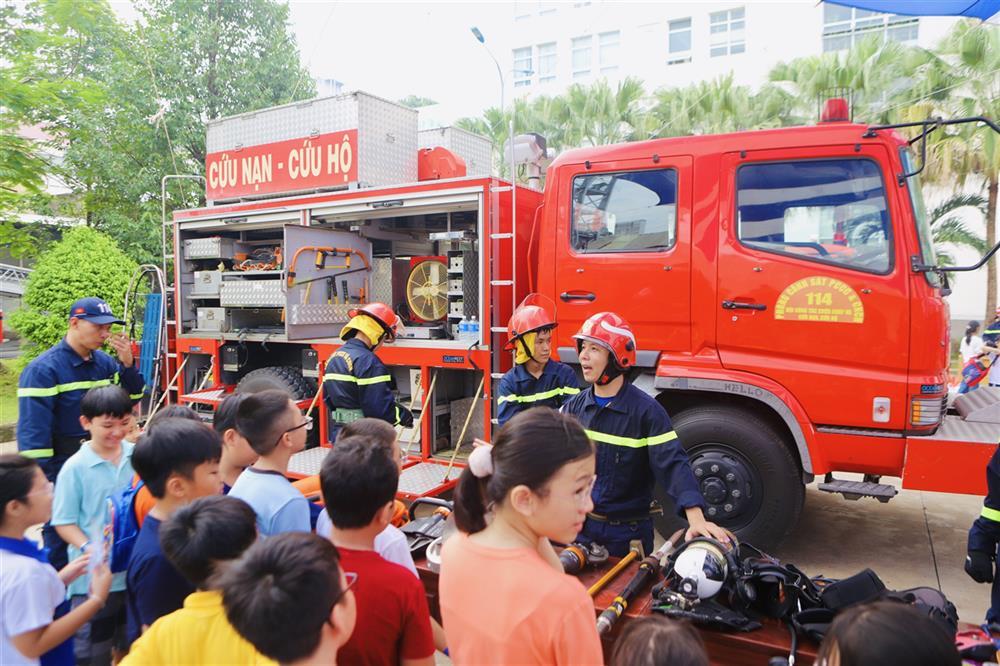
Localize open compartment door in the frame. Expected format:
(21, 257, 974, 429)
(284, 225, 373, 341)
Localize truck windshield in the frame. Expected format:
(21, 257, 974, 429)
(900, 148, 941, 288)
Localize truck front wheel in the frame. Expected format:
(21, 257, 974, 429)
(653, 405, 804, 551)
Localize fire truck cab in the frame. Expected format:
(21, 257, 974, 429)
(159, 91, 998, 548)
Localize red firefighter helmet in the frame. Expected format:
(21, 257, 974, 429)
(503, 303, 558, 352)
(347, 303, 403, 342)
(573, 312, 637, 370)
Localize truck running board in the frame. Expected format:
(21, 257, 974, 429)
(817, 477, 898, 503)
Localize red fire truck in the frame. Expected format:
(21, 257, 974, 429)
(148, 90, 999, 547)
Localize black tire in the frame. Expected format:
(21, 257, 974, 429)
(236, 366, 319, 448)
(653, 405, 804, 551)
(236, 366, 317, 400)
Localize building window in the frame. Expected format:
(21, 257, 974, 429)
(572, 35, 592, 79)
(537, 42, 557, 83)
(513, 47, 533, 87)
(822, 6, 918, 51)
(598, 31, 620, 74)
(538, 1, 558, 16)
(709, 7, 745, 57)
(668, 18, 692, 64)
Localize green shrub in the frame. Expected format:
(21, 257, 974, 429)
(9, 227, 137, 366)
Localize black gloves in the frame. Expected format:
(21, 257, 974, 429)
(966, 550, 995, 583)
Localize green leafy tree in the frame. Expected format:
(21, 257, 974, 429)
(398, 95, 437, 108)
(9, 227, 136, 365)
(47, 0, 317, 264)
(0, 0, 108, 255)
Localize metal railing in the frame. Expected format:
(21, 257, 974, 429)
(0, 263, 32, 296)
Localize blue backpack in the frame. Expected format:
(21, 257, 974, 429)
(106, 478, 144, 573)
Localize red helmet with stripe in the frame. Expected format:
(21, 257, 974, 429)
(573, 312, 637, 370)
(504, 303, 557, 352)
(348, 303, 402, 342)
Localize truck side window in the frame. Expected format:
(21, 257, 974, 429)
(736, 159, 892, 274)
(571, 169, 677, 253)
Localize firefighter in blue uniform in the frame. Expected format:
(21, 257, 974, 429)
(17, 297, 145, 567)
(966, 444, 1000, 624)
(322, 303, 413, 439)
(560, 311, 729, 556)
(496, 296, 582, 426)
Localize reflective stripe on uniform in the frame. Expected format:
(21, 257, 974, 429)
(584, 429, 678, 448)
(497, 386, 581, 404)
(17, 378, 114, 398)
(20, 448, 54, 459)
(394, 404, 401, 426)
(323, 373, 392, 386)
(129, 392, 145, 400)
(982, 506, 1000, 523)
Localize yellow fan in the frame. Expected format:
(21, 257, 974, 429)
(405, 259, 448, 322)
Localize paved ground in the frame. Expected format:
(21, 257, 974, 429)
(0, 338, 20, 359)
(1, 440, 988, 624)
(776, 474, 988, 623)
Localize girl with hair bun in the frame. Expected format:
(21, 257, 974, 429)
(440, 408, 602, 665)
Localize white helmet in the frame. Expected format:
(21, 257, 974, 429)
(671, 539, 734, 600)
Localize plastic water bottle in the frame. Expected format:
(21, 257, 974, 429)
(458, 316, 469, 342)
(470, 316, 480, 343)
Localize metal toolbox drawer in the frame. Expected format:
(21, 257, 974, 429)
(183, 237, 236, 260)
(196, 307, 227, 332)
(219, 280, 285, 308)
(191, 271, 222, 296)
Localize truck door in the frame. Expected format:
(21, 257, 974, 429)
(716, 147, 910, 430)
(553, 157, 692, 353)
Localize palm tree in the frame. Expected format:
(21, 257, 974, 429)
(929, 193, 988, 265)
(647, 74, 795, 138)
(768, 36, 930, 125)
(920, 21, 1000, 321)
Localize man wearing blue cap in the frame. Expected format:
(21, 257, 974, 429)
(16, 297, 145, 568)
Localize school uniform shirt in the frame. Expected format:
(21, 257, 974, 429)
(336, 548, 435, 666)
(125, 515, 194, 645)
(440, 533, 603, 665)
(496, 360, 582, 426)
(315, 513, 418, 577)
(561, 383, 704, 518)
(322, 338, 413, 427)
(228, 467, 310, 537)
(17, 338, 144, 481)
(0, 544, 66, 666)
(961, 335, 985, 364)
(120, 590, 274, 666)
(51, 440, 135, 596)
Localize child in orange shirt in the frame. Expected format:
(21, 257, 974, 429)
(439, 408, 602, 665)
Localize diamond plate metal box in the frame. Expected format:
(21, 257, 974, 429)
(418, 127, 493, 177)
(219, 280, 285, 308)
(206, 91, 417, 196)
(183, 237, 236, 260)
(450, 396, 484, 448)
(288, 303, 353, 326)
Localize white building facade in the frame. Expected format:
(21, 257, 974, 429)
(502, 2, 959, 98)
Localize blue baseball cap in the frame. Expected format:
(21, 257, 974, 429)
(68, 297, 125, 325)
